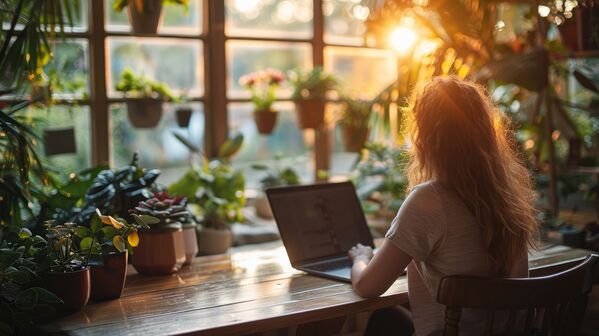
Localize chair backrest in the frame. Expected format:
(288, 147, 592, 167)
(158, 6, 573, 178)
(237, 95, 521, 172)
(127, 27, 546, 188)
(437, 255, 598, 336)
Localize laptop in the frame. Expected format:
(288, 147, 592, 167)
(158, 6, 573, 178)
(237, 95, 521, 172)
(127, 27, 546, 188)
(266, 181, 375, 283)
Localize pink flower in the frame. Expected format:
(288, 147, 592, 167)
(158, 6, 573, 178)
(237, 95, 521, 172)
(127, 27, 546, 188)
(239, 74, 256, 87)
(266, 68, 285, 85)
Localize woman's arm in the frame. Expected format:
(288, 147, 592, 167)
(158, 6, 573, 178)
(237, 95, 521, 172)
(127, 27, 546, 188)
(349, 240, 412, 298)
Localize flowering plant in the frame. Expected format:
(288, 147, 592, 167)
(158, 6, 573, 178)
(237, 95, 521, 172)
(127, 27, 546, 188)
(239, 69, 285, 112)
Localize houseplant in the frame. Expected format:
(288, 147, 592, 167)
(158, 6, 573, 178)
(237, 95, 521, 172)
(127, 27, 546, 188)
(42, 221, 90, 311)
(239, 69, 285, 134)
(288, 67, 337, 129)
(77, 210, 146, 301)
(250, 156, 300, 219)
(0, 229, 63, 335)
(115, 68, 179, 128)
(112, 0, 189, 34)
(339, 97, 372, 153)
(169, 135, 245, 255)
(129, 195, 190, 274)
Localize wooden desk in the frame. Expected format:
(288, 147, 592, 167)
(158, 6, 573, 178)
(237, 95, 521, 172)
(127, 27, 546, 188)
(45, 242, 593, 336)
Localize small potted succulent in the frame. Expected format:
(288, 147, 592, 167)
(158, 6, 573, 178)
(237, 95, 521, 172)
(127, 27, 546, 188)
(239, 68, 285, 135)
(251, 155, 300, 219)
(115, 68, 179, 128)
(169, 135, 246, 255)
(129, 194, 191, 274)
(77, 210, 147, 301)
(42, 221, 90, 311)
(113, 0, 189, 34)
(288, 67, 337, 129)
(339, 97, 372, 153)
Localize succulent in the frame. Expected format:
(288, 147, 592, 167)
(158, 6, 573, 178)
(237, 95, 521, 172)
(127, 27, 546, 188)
(129, 192, 195, 230)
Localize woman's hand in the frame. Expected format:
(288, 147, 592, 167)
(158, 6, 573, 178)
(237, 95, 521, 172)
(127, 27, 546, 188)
(348, 243, 373, 263)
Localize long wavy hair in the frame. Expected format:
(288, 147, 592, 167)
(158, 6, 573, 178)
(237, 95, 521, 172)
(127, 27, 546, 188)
(406, 76, 538, 276)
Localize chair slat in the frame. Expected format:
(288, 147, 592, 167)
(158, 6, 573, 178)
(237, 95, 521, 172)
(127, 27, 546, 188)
(436, 255, 597, 335)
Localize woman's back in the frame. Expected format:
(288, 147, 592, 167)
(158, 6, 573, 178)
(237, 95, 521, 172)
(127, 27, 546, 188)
(386, 181, 528, 335)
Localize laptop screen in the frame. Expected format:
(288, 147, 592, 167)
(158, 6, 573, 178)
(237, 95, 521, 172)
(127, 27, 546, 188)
(266, 182, 374, 265)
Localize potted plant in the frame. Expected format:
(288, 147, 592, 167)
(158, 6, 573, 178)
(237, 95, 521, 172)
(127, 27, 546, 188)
(77, 210, 146, 301)
(0, 228, 64, 334)
(250, 155, 300, 219)
(169, 135, 246, 255)
(115, 68, 179, 128)
(128, 195, 190, 274)
(339, 97, 372, 153)
(175, 106, 193, 127)
(112, 0, 189, 34)
(42, 221, 90, 311)
(288, 67, 337, 129)
(239, 69, 285, 135)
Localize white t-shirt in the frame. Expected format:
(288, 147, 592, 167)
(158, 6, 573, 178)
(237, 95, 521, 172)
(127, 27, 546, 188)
(385, 181, 528, 336)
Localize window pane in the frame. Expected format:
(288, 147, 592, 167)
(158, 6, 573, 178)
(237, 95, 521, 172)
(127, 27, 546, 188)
(229, 102, 312, 187)
(227, 41, 311, 98)
(43, 39, 89, 99)
(107, 37, 204, 98)
(324, 0, 369, 45)
(111, 102, 204, 184)
(105, 0, 202, 35)
(324, 46, 396, 99)
(25, 105, 91, 173)
(225, 0, 312, 38)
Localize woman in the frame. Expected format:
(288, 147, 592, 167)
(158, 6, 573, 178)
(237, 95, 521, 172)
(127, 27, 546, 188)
(349, 76, 538, 335)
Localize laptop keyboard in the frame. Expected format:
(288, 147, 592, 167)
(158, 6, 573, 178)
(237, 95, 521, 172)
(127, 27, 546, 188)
(309, 258, 353, 272)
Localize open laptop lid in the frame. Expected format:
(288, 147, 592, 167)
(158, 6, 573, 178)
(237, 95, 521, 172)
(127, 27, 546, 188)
(266, 181, 374, 267)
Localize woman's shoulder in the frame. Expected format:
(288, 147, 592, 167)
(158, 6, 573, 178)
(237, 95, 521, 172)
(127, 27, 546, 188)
(404, 181, 444, 211)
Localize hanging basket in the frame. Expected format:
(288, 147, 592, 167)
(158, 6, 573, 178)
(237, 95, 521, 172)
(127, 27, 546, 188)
(126, 98, 164, 128)
(294, 99, 325, 129)
(176, 107, 193, 127)
(253, 109, 278, 134)
(342, 125, 369, 153)
(128, 0, 164, 34)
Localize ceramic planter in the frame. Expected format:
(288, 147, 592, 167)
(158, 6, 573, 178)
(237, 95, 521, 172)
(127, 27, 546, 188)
(126, 98, 164, 128)
(254, 195, 273, 219)
(128, 0, 164, 34)
(253, 109, 278, 134)
(342, 125, 369, 153)
(43, 267, 91, 311)
(294, 99, 325, 129)
(90, 251, 128, 301)
(182, 225, 199, 265)
(132, 229, 186, 275)
(176, 107, 193, 127)
(197, 227, 233, 255)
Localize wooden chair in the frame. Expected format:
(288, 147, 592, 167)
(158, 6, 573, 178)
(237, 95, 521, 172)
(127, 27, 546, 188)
(437, 255, 598, 336)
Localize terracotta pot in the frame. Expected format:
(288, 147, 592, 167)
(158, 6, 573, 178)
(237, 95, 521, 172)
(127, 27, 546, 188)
(294, 99, 325, 129)
(43, 267, 91, 311)
(90, 251, 128, 301)
(253, 109, 278, 134)
(342, 125, 369, 153)
(197, 227, 233, 255)
(182, 226, 199, 265)
(176, 107, 193, 127)
(126, 99, 164, 128)
(132, 229, 186, 275)
(254, 195, 273, 219)
(128, 0, 164, 34)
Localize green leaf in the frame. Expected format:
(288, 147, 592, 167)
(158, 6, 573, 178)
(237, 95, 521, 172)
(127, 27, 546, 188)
(0, 249, 22, 271)
(139, 214, 160, 225)
(101, 226, 118, 239)
(6, 269, 29, 285)
(172, 132, 201, 153)
(218, 134, 244, 160)
(32, 287, 63, 304)
(90, 215, 102, 232)
(15, 288, 38, 310)
(18, 228, 32, 239)
(80, 237, 94, 250)
(76, 226, 91, 238)
(113, 236, 126, 252)
(250, 164, 268, 170)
